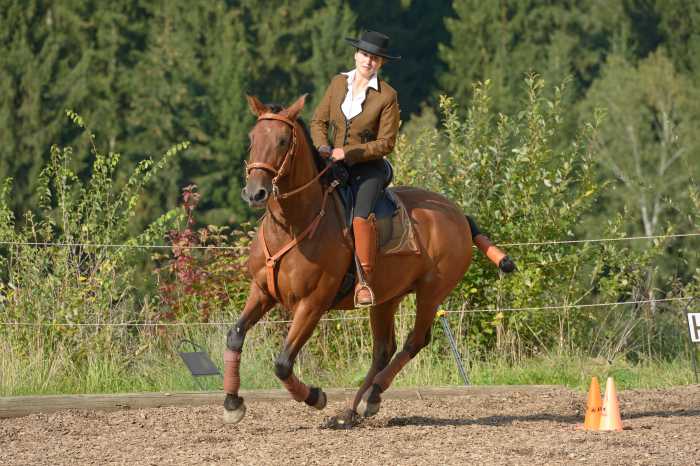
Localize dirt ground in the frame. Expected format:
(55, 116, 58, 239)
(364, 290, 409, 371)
(1, 385, 699, 465)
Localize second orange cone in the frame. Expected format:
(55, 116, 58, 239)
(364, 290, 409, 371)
(599, 376, 623, 431)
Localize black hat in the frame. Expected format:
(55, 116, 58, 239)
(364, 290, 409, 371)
(345, 30, 401, 61)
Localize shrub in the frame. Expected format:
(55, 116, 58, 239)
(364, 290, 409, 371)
(392, 76, 673, 360)
(0, 112, 188, 360)
(152, 184, 252, 323)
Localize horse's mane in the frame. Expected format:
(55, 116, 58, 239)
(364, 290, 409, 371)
(266, 103, 325, 172)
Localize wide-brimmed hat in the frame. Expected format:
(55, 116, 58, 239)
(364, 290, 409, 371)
(345, 30, 401, 61)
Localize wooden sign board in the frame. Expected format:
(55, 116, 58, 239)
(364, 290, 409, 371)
(688, 312, 700, 343)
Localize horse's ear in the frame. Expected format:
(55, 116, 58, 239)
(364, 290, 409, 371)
(284, 94, 307, 120)
(246, 95, 269, 116)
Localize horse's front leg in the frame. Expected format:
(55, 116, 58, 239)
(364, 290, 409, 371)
(274, 302, 327, 411)
(222, 283, 274, 424)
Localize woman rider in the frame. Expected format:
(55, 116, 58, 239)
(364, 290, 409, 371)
(310, 30, 401, 307)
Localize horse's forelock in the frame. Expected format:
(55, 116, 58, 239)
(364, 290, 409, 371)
(264, 103, 285, 114)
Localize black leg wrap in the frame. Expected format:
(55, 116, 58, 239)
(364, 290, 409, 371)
(367, 384, 383, 404)
(274, 354, 293, 381)
(226, 323, 246, 352)
(224, 393, 244, 411)
(499, 256, 516, 273)
(304, 386, 321, 407)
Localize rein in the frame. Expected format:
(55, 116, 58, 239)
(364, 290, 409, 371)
(247, 112, 338, 301)
(246, 112, 332, 199)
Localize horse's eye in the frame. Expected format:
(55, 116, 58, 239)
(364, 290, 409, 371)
(279, 138, 287, 147)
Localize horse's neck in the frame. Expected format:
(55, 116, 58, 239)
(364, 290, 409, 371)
(265, 146, 324, 237)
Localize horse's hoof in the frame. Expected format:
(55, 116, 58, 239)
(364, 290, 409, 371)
(222, 395, 246, 424)
(304, 387, 327, 410)
(357, 385, 382, 418)
(313, 389, 327, 410)
(222, 403, 246, 424)
(323, 409, 359, 429)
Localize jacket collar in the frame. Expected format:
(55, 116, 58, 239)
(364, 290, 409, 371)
(341, 69, 379, 92)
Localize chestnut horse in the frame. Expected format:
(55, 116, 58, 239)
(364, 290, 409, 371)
(223, 94, 513, 427)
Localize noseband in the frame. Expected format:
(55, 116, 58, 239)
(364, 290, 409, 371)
(246, 112, 331, 199)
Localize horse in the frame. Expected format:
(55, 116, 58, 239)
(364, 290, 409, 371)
(223, 94, 514, 427)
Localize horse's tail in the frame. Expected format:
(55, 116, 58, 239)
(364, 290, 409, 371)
(466, 215, 516, 273)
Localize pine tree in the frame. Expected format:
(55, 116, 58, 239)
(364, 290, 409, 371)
(439, 0, 626, 114)
(191, 4, 255, 225)
(304, 0, 358, 117)
(0, 1, 139, 216)
(583, 50, 700, 237)
(656, 0, 700, 76)
(349, 0, 453, 117)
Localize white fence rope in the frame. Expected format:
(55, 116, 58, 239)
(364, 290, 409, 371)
(499, 232, 700, 248)
(0, 297, 693, 328)
(0, 232, 697, 251)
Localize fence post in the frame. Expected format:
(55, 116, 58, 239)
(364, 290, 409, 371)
(437, 310, 469, 385)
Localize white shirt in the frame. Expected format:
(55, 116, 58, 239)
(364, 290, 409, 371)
(340, 69, 379, 120)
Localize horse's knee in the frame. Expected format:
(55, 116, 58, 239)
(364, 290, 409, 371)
(373, 342, 396, 368)
(226, 320, 246, 352)
(423, 327, 432, 348)
(274, 352, 294, 380)
(403, 328, 431, 358)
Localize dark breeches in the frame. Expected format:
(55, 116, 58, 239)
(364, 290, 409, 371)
(348, 158, 387, 219)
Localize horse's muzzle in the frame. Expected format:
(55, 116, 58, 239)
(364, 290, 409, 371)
(241, 185, 269, 209)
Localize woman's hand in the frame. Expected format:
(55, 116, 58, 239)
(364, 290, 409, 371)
(331, 148, 345, 162)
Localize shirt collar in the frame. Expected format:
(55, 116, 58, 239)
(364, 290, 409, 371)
(341, 69, 379, 91)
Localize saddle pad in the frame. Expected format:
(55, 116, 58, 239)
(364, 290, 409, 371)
(377, 189, 420, 256)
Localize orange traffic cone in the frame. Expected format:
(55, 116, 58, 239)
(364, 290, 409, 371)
(599, 376, 623, 432)
(583, 376, 602, 430)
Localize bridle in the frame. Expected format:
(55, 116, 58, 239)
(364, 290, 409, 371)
(245, 112, 332, 199)
(245, 111, 339, 302)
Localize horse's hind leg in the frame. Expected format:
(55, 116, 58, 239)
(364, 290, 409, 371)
(358, 285, 451, 417)
(354, 297, 400, 413)
(327, 297, 400, 427)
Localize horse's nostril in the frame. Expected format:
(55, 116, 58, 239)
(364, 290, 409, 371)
(252, 188, 267, 203)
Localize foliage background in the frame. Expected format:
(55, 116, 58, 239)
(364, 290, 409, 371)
(0, 0, 698, 394)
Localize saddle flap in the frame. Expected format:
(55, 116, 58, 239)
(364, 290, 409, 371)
(377, 188, 420, 256)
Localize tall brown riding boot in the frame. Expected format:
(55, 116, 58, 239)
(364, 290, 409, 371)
(353, 215, 378, 307)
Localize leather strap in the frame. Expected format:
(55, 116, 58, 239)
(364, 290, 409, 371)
(247, 112, 333, 200)
(245, 161, 279, 177)
(260, 181, 339, 300)
(257, 112, 294, 124)
(277, 163, 333, 199)
(249, 112, 341, 300)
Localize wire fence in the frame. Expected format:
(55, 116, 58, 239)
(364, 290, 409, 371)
(0, 296, 694, 327)
(0, 232, 697, 251)
(0, 231, 697, 328)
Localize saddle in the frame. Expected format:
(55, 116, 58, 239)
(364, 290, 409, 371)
(323, 159, 420, 305)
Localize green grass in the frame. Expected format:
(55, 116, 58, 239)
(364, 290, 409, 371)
(2, 323, 697, 397)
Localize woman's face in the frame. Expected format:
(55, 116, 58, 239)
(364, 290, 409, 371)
(354, 49, 385, 79)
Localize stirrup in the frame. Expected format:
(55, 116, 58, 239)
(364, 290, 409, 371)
(354, 283, 375, 308)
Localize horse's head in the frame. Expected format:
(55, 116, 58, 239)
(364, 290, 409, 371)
(242, 94, 307, 209)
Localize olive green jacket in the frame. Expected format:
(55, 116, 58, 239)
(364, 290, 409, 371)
(310, 74, 400, 166)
